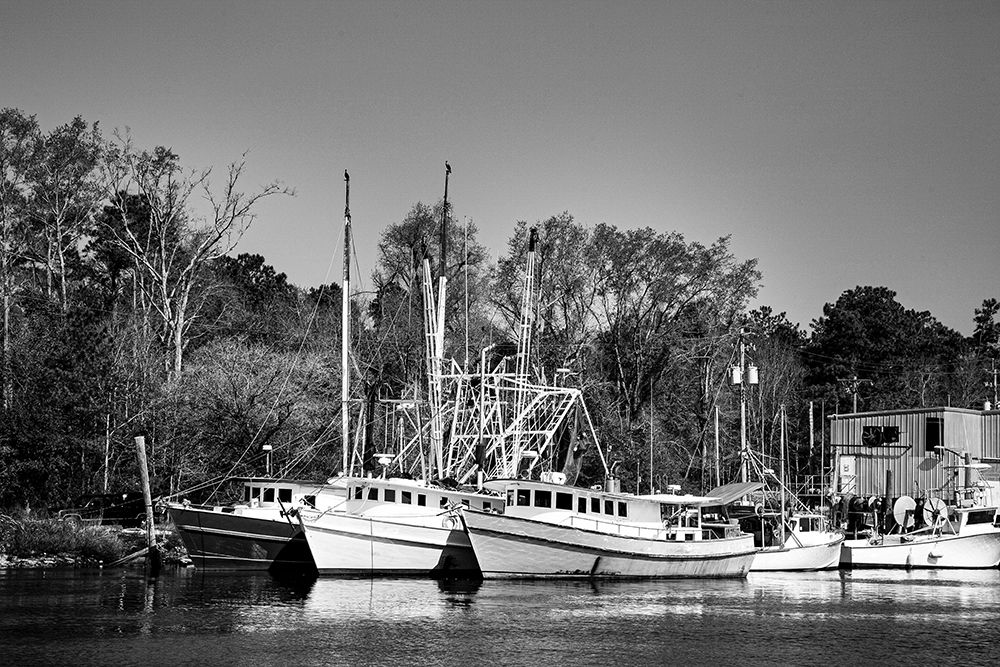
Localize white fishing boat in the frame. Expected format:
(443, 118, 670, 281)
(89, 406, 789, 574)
(749, 512, 845, 571)
(300, 176, 602, 577)
(840, 499, 1000, 569)
(298, 477, 499, 576)
(708, 404, 844, 572)
(459, 477, 757, 578)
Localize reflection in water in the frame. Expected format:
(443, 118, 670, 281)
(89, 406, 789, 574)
(2, 567, 999, 665)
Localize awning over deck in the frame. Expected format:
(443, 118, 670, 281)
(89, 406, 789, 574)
(704, 482, 764, 506)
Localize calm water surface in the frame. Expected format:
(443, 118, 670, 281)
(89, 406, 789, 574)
(1, 567, 997, 666)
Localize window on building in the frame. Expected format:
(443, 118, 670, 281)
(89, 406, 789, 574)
(926, 416, 944, 453)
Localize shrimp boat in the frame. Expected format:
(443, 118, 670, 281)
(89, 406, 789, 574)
(839, 496, 1000, 569)
(458, 477, 757, 578)
(745, 511, 844, 571)
(711, 405, 843, 572)
(166, 477, 345, 571)
(299, 176, 599, 576)
(298, 477, 495, 576)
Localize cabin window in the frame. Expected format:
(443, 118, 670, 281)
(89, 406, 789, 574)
(483, 501, 493, 512)
(244, 487, 251, 502)
(462, 499, 470, 508)
(517, 489, 531, 506)
(384, 489, 396, 503)
(578, 497, 587, 513)
(417, 494, 426, 507)
(353, 486, 363, 500)
(604, 500, 613, 515)
(278, 488, 292, 503)
(617, 502, 627, 517)
(401, 491, 412, 505)
(250, 487, 261, 501)
(303, 495, 316, 508)
(967, 509, 995, 525)
(367, 487, 378, 501)
(685, 533, 694, 541)
(556, 493, 573, 510)
(591, 498, 600, 513)
(440, 497, 449, 508)
(534, 490, 552, 508)
(263, 488, 275, 503)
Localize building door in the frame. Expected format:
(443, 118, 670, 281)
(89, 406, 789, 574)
(839, 456, 857, 494)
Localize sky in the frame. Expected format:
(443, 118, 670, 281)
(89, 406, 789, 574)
(2, 0, 998, 334)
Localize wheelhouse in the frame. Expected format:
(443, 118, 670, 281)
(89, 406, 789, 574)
(484, 479, 733, 542)
(344, 478, 502, 516)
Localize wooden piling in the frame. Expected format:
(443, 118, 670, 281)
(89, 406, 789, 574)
(134, 435, 161, 574)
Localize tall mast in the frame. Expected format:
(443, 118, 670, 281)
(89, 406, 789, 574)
(342, 170, 352, 476)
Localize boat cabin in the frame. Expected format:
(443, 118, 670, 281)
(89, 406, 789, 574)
(234, 477, 342, 513)
(344, 477, 501, 517)
(484, 479, 736, 542)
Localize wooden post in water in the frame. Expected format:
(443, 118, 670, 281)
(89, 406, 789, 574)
(134, 435, 161, 574)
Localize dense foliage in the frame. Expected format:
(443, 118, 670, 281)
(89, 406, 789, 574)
(1, 108, 996, 509)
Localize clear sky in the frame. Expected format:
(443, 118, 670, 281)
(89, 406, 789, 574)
(3, 1, 997, 334)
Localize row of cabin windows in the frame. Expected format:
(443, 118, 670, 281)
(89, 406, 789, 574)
(243, 487, 293, 504)
(350, 486, 495, 512)
(511, 488, 628, 518)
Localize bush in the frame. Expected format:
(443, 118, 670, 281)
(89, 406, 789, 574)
(0, 514, 125, 563)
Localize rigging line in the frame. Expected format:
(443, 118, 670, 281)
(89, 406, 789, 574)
(208, 220, 343, 500)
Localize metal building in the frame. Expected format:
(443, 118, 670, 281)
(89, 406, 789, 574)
(831, 406, 999, 505)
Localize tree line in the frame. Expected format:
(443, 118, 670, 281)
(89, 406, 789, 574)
(1, 108, 997, 509)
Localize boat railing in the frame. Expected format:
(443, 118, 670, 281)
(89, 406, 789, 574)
(565, 514, 668, 540)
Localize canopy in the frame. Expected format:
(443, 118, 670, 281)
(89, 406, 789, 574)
(704, 482, 764, 506)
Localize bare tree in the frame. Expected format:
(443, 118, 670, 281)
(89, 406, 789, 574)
(103, 132, 291, 382)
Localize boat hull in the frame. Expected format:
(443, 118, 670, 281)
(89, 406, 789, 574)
(750, 534, 845, 571)
(300, 512, 479, 577)
(168, 504, 312, 571)
(461, 510, 756, 579)
(840, 531, 1000, 569)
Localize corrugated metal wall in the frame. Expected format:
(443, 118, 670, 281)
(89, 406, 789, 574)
(831, 408, 988, 498)
(983, 411, 1000, 461)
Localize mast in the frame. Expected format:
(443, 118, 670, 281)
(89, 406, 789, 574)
(510, 227, 538, 477)
(779, 403, 787, 544)
(342, 170, 352, 475)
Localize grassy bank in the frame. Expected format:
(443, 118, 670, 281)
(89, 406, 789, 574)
(0, 513, 187, 567)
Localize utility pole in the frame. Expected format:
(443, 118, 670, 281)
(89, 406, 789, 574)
(730, 329, 758, 483)
(989, 358, 998, 407)
(837, 375, 873, 413)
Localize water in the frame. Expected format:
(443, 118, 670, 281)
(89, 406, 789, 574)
(2, 567, 998, 666)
